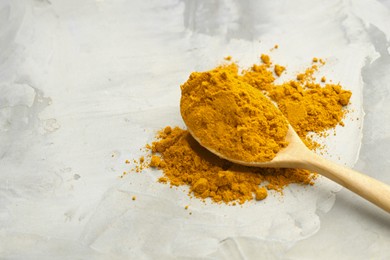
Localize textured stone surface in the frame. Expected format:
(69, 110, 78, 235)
(1, 0, 389, 258)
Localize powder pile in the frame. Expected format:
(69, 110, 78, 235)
(126, 53, 352, 205)
(242, 56, 352, 149)
(150, 126, 314, 204)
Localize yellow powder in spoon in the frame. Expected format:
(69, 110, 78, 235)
(180, 64, 289, 162)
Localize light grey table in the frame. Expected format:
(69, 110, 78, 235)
(1, 0, 389, 259)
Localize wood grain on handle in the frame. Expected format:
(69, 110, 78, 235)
(301, 150, 390, 213)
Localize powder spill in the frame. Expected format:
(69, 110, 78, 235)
(150, 126, 315, 204)
(125, 52, 351, 205)
(242, 56, 351, 149)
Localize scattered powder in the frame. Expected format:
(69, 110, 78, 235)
(125, 52, 351, 205)
(123, 156, 150, 176)
(255, 187, 268, 201)
(274, 64, 286, 77)
(260, 54, 271, 65)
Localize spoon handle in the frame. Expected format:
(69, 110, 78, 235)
(303, 151, 390, 213)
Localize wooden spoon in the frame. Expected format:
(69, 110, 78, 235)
(187, 125, 390, 213)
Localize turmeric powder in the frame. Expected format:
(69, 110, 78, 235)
(180, 65, 288, 162)
(243, 58, 352, 149)
(127, 52, 351, 205)
(150, 126, 315, 204)
(261, 54, 271, 66)
(274, 65, 285, 77)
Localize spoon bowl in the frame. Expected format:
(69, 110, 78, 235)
(188, 124, 390, 213)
